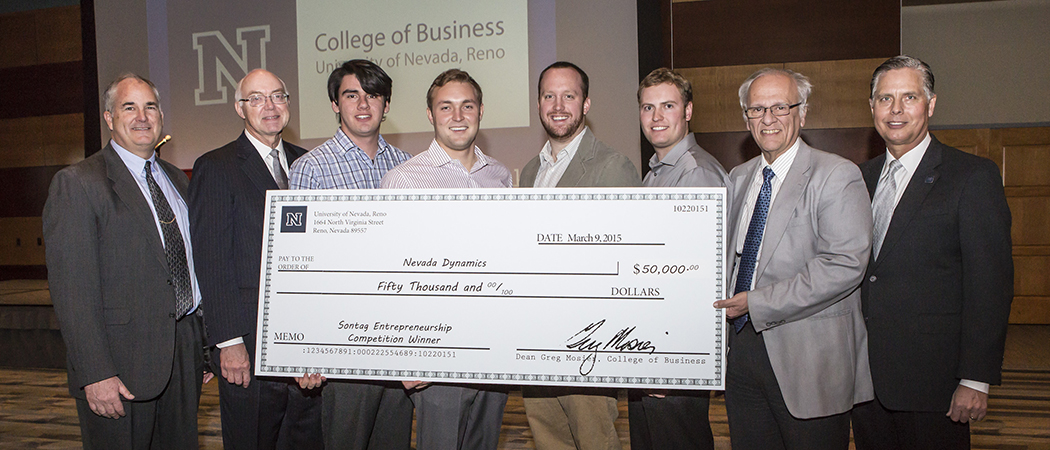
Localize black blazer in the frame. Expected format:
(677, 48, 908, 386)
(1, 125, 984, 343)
(189, 132, 306, 347)
(43, 144, 189, 399)
(859, 135, 1013, 412)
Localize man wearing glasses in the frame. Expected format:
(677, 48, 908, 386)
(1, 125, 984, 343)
(713, 68, 873, 449)
(190, 69, 322, 449)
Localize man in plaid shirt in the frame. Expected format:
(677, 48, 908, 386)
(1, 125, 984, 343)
(290, 59, 411, 190)
(288, 60, 414, 450)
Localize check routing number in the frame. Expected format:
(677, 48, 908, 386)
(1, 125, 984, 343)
(255, 188, 727, 390)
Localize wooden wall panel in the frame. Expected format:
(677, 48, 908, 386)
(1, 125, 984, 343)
(35, 5, 81, 65)
(0, 5, 80, 69)
(670, 0, 899, 68)
(682, 59, 888, 133)
(0, 217, 44, 266)
(1015, 256, 1050, 297)
(0, 114, 84, 168)
(934, 128, 991, 159)
(0, 5, 83, 279)
(679, 64, 767, 133)
(998, 127, 1050, 324)
(785, 59, 885, 130)
(0, 165, 62, 218)
(0, 61, 84, 120)
(1007, 197, 1050, 247)
(1009, 297, 1050, 325)
(1002, 145, 1050, 187)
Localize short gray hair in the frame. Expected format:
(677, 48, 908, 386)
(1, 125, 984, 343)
(102, 73, 160, 113)
(870, 55, 935, 100)
(738, 68, 812, 116)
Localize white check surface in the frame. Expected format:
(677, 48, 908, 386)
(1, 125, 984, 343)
(255, 188, 727, 390)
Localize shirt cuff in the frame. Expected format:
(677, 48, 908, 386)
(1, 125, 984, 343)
(216, 337, 244, 348)
(959, 379, 989, 394)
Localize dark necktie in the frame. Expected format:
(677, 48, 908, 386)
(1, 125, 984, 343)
(144, 161, 193, 317)
(732, 166, 775, 333)
(270, 148, 288, 189)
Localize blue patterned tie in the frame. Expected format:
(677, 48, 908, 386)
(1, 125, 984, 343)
(732, 166, 774, 333)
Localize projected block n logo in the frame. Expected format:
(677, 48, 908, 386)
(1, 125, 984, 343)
(192, 25, 271, 106)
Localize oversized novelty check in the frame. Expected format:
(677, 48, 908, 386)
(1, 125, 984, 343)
(255, 188, 727, 390)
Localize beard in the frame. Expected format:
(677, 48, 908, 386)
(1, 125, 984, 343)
(541, 113, 585, 141)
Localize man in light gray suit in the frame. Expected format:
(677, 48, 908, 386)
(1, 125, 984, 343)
(713, 68, 873, 449)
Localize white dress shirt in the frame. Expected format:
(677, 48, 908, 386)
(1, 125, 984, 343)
(732, 138, 801, 291)
(533, 126, 587, 187)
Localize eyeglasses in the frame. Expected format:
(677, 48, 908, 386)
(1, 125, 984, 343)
(744, 102, 802, 119)
(238, 93, 290, 107)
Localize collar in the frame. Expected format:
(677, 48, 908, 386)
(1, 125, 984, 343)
(649, 133, 698, 170)
(244, 130, 285, 161)
(111, 139, 158, 177)
(425, 139, 489, 171)
(540, 126, 588, 165)
(883, 132, 931, 175)
(762, 137, 801, 178)
(334, 128, 391, 157)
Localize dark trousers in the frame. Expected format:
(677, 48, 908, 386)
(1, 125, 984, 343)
(628, 389, 714, 450)
(321, 380, 413, 450)
(76, 313, 205, 450)
(214, 335, 323, 450)
(724, 321, 850, 450)
(851, 395, 970, 450)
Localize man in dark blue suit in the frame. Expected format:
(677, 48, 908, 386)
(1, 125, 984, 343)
(189, 69, 321, 450)
(852, 55, 1013, 450)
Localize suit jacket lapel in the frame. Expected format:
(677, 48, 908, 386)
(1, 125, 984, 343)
(557, 129, 595, 187)
(862, 154, 886, 200)
(755, 141, 812, 282)
(286, 142, 306, 163)
(236, 132, 279, 194)
(871, 139, 943, 270)
(102, 145, 168, 267)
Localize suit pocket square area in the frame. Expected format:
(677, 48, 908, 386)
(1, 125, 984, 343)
(103, 307, 131, 325)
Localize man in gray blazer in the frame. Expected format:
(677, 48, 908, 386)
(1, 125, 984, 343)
(520, 61, 639, 450)
(43, 74, 206, 449)
(519, 61, 640, 189)
(713, 68, 873, 449)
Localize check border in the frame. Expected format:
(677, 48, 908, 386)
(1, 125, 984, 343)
(258, 190, 726, 388)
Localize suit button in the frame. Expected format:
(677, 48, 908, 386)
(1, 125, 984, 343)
(169, 312, 176, 318)
(869, 276, 877, 282)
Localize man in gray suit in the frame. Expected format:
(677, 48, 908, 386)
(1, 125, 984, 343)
(43, 74, 206, 449)
(520, 61, 639, 450)
(713, 68, 873, 449)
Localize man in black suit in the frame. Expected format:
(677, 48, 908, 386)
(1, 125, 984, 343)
(851, 55, 1013, 449)
(189, 69, 321, 449)
(43, 73, 206, 449)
